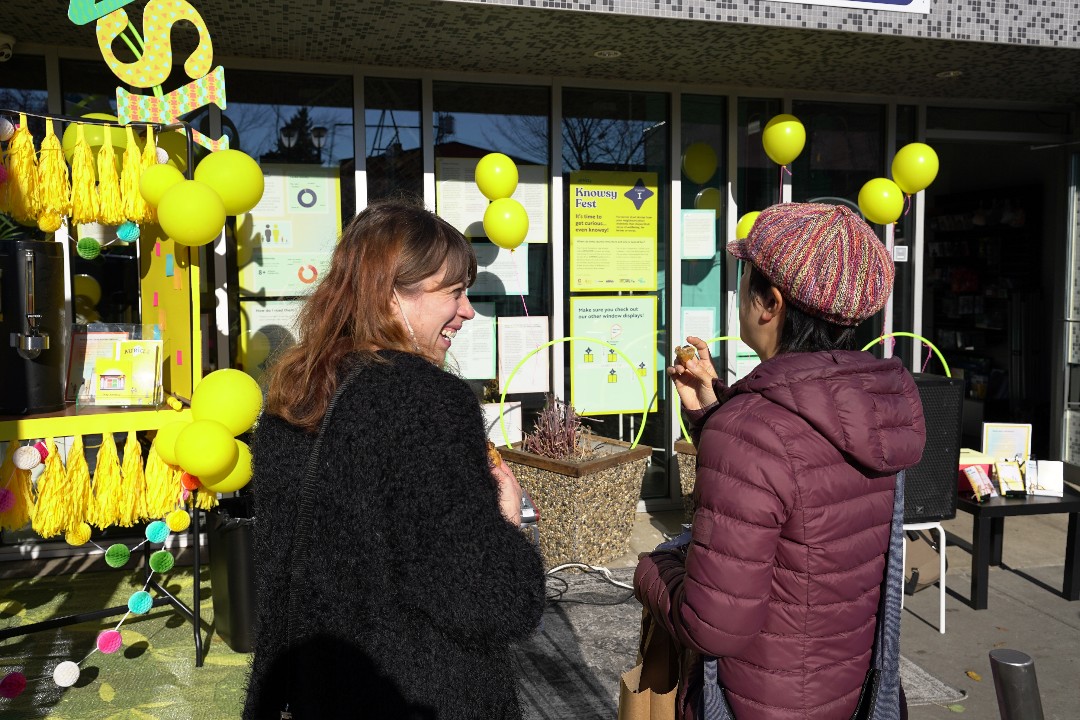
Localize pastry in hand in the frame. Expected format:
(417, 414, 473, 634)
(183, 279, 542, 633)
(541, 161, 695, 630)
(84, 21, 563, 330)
(675, 345, 697, 364)
(486, 440, 502, 468)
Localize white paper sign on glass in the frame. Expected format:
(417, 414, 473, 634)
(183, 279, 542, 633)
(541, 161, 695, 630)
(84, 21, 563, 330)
(497, 315, 550, 394)
(680, 209, 716, 260)
(472, 242, 529, 296)
(448, 302, 496, 380)
(679, 306, 719, 358)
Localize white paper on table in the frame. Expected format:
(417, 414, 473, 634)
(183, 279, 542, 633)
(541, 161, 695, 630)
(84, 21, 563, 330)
(449, 302, 496, 379)
(1030, 460, 1064, 497)
(681, 209, 716, 260)
(481, 401, 522, 448)
(472, 242, 529, 295)
(497, 315, 549, 394)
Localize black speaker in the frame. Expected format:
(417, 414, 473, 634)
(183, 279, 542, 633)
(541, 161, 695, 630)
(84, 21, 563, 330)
(905, 373, 964, 523)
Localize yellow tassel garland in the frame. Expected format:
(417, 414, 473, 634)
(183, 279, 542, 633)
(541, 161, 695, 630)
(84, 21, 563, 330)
(66, 435, 92, 530)
(0, 140, 10, 213)
(96, 135, 124, 226)
(31, 439, 70, 538)
(120, 126, 147, 223)
(144, 442, 181, 518)
(139, 126, 159, 224)
(0, 443, 34, 532)
(88, 432, 123, 529)
(193, 486, 218, 511)
(69, 124, 99, 226)
(6, 113, 40, 224)
(36, 120, 71, 220)
(118, 431, 148, 527)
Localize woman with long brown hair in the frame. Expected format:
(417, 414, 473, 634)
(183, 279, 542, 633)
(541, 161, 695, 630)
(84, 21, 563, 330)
(243, 199, 545, 719)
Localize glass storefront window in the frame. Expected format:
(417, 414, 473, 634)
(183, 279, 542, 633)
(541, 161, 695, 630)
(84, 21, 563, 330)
(737, 98, 782, 218)
(366, 78, 422, 203)
(562, 87, 669, 498)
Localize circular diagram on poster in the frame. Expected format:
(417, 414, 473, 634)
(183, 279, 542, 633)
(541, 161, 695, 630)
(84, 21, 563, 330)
(298, 265, 318, 284)
(296, 188, 317, 208)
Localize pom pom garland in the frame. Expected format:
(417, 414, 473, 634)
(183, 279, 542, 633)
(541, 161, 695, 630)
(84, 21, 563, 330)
(96, 629, 123, 654)
(76, 237, 102, 260)
(145, 520, 169, 543)
(149, 549, 175, 574)
(12, 445, 40, 471)
(128, 590, 153, 615)
(65, 522, 92, 546)
(166, 508, 191, 532)
(53, 661, 80, 688)
(0, 116, 14, 142)
(0, 671, 26, 699)
(104, 543, 130, 568)
(117, 221, 140, 242)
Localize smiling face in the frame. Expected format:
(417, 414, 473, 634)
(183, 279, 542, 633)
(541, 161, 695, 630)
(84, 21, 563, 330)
(394, 262, 475, 365)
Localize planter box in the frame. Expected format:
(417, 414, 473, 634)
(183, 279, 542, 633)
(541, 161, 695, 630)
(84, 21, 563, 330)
(500, 438, 652, 569)
(674, 439, 698, 523)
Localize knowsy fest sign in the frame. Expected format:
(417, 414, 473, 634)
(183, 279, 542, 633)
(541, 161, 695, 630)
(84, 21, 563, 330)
(67, 0, 228, 152)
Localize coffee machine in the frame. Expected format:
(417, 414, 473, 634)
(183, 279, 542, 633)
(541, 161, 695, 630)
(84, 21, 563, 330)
(0, 239, 66, 414)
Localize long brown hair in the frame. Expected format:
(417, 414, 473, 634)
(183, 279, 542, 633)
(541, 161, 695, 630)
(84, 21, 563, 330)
(264, 198, 476, 431)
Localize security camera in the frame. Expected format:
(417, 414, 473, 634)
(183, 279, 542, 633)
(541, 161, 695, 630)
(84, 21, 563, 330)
(0, 34, 15, 63)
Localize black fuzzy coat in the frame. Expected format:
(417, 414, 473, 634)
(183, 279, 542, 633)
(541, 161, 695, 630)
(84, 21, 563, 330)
(243, 352, 546, 719)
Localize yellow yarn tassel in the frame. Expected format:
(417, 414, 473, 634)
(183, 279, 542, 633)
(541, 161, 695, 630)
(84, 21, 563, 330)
(193, 487, 218, 511)
(120, 126, 146, 223)
(6, 113, 40, 224)
(139, 125, 159, 223)
(88, 433, 123, 529)
(144, 442, 180, 518)
(118, 431, 148, 526)
(0, 140, 10, 213)
(31, 439, 70, 538)
(36, 120, 71, 220)
(0, 443, 34, 532)
(66, 435, 92, 529)
(96, 135, 124, 226)
(69, 124, 98, 226)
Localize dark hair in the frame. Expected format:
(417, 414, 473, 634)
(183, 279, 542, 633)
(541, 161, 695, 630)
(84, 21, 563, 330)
(265, 198, 477, 431)
(746, 264, 856, 354)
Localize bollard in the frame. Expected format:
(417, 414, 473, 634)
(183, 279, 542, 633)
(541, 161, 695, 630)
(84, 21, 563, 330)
(989, 649, 1044, 720)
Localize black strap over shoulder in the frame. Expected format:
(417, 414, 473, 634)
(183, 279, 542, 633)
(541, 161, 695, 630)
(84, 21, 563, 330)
(280, 364, 364, 717)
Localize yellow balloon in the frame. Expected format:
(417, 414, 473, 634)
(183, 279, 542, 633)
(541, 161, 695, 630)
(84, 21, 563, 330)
(139, 164, 185, 207)
(154, 418, 192, 466)
(482, 198, 529, 251)
(694, 187, 722, 217)
(61, 113, 128, 178)
(191, 368, 263, 435)
(200, 440, 254, 494)
(736, 211, 761, 240)
(762, 114, 806, 166)
(72, 273, 102, 306)
(194, 149, 265, 216)
(156, 180, 227, 247)
(891, 143, 939, 195)
(156, 130, 190, 172)
(474, 153, 518, 201)
(175, 419, 238, 478)
(858, 178, 905, 225)
(682, 143, 718, 185)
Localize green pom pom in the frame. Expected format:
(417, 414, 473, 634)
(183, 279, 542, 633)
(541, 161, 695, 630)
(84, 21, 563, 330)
(105, 543, 130, 568)
(149, 550, 175, 574)
(76, 237, 101, 260)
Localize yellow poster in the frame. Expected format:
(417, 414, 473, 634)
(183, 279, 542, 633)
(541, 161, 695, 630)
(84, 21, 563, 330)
(569, 171, 658, 291)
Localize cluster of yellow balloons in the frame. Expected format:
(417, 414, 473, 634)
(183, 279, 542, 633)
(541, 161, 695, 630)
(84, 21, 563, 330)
(858, 142, 940, 225)
(736, 211, 761, 240)
(762, 114, 806, 167)
(139, 148, 265, 247)
(476, 153, 529, 251)
(154, 369, 262, 494)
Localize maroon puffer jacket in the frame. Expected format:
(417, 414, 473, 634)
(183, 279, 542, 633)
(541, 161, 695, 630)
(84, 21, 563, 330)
(636, 350, 925, 720)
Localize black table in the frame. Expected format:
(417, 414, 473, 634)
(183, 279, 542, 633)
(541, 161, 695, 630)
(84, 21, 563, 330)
(956, 485, 1080, 609)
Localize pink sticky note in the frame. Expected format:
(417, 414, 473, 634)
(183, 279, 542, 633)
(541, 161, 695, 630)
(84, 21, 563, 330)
(153, 292, 159, 307)
(176, 351, 183, 366)
(155, 242, 161, 257)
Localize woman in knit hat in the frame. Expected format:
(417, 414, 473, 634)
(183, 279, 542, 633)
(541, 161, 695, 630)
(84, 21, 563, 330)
(634, 202, 926, 719)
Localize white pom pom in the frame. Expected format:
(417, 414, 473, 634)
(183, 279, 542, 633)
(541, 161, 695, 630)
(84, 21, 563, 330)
(156, 147, 170, 164)
(53, 661, 80, 688)
(0, 117, 14, 142)
(13, 445, 41, 471)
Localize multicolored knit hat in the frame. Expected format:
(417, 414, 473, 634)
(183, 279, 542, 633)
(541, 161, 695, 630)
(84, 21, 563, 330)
(727, 202, 894, 326)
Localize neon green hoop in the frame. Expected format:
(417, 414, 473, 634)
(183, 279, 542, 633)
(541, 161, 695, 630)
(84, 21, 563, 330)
(861, 332, 951, 377)
(675, 336, 742, 444)
(498, 336, 651, 449)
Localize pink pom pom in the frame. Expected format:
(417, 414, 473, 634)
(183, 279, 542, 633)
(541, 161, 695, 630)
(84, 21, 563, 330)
(0, 671, 26, 699)
(34, 441, 49, 463)
(0, 488, 14, 513)
(96, 629, 123, 654)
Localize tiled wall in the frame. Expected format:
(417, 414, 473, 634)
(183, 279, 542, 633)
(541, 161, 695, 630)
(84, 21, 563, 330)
(448, 0, 1080, 48)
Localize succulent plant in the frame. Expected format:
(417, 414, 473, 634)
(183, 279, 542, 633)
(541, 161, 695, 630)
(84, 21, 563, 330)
(521, 395, 596, 461)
